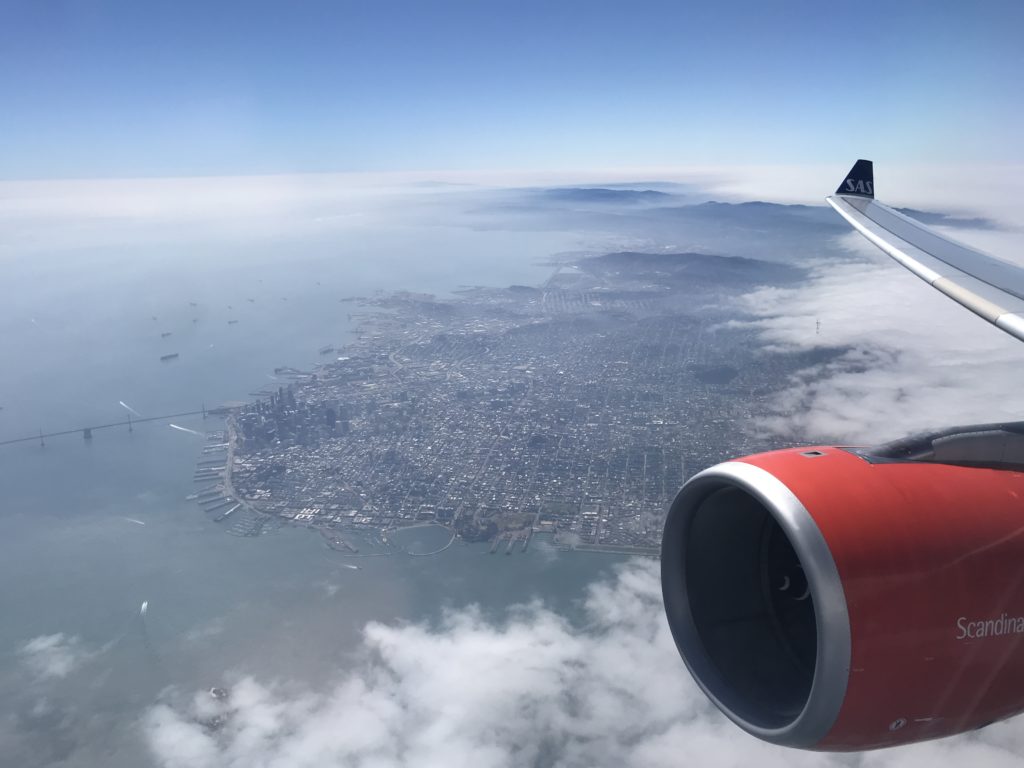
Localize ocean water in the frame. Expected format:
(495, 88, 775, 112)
(0, 206, 627, 766)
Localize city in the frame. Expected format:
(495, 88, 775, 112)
(219, 249, 832, 555)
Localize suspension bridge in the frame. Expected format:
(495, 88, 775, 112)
(0, 404, 232, 447)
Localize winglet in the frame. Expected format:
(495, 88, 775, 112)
(835, 159, 874, 198)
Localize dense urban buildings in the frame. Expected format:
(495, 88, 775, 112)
(226, 250, 829, 554)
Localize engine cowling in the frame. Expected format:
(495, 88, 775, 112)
(661, 425, 1024, 750)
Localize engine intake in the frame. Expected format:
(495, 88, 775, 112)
(662, 461, 849, 748)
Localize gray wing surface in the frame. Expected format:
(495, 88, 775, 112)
(826, 160, 1024, 343)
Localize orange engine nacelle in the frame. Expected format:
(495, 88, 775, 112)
(661, 424, 1024, 750)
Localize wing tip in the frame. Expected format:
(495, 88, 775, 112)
(835, 159, 874, 199)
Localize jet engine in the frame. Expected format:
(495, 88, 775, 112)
(661, 423, 1024, 750)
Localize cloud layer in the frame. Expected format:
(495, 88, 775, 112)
(18, 633, 91, 681)
(143, 560, 1024, 768)
(144, 560, 700, 768)
(739, 229, 1024, 444)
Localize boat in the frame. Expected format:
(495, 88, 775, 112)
(160, 353, 179, 361)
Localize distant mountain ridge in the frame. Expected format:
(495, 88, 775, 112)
(536, 187, 672, 204)
(586, 250, 804, 286)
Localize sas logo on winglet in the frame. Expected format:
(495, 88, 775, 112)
(835, 159, 874, 198)
(844, 179, 873, 196)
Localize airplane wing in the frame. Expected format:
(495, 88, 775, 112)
(826, 160, 1024, 342)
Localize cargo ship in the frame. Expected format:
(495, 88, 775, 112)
(160, 353, 180, 361)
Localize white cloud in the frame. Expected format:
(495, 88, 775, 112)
(141, 561, 1024, 768)
(4, 163, 1018, 256)
(19, 633, 90, 681)
(738, 228, 1024, 444)
(141, 560, 712, 768)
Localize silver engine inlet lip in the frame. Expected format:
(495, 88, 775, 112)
(661, 460, 852, 747)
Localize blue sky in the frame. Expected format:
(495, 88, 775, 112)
(2, 0, 1022, 179)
